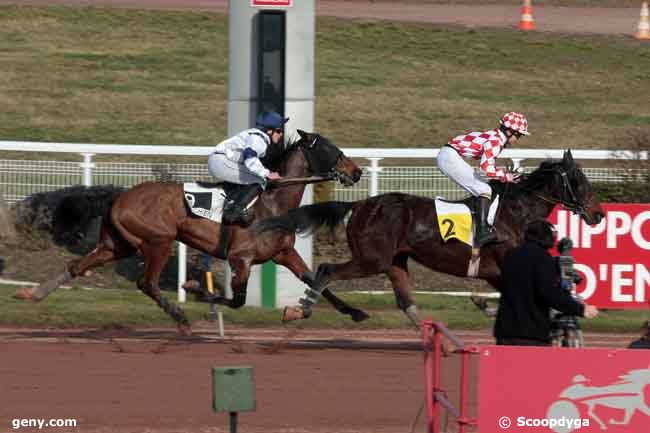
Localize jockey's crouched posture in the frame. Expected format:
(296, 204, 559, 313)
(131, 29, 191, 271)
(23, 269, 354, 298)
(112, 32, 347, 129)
(437, 112, 529, 246)
(208, 111, 299, 226)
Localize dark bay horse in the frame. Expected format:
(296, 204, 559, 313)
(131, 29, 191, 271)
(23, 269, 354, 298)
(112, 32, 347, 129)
(253, 150, 605, 326)
(14, 130, 362, 334)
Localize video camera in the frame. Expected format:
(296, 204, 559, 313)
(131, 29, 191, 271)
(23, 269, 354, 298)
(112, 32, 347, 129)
(556, 238, 583, 288)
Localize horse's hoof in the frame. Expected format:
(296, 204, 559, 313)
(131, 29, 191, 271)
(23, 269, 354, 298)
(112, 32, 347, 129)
(14, 287, 42, 302)
(350, 309, 370, 322)
(282, 306, 306, 322)
(441, 339, 456, 357)
(178, 324, 192, 337)
(470, 295, 488, 311)
(182, 280, 201, 292)
(13, 287, 34, 301)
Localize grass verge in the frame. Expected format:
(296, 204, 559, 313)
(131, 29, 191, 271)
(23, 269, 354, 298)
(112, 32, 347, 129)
(1, 285, 646, 332)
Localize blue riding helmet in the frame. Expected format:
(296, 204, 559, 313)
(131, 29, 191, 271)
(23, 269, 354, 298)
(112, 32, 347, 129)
(255, 111, 289, 130)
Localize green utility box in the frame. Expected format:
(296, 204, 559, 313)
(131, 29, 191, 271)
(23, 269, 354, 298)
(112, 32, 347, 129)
(212, 366, 256, 412)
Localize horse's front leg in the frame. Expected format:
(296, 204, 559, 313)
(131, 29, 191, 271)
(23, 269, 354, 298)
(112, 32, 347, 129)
(272, 248, 369, 322)
(320, 288, 370, 322)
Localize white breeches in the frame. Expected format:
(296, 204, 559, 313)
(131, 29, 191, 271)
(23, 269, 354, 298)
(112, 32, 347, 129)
(436, 146, 492, 198)
(208, 153, 266, 185)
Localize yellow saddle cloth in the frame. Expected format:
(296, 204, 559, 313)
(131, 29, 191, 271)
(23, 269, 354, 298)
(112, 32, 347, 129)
(435, 199, 473, 246)
(434, 197, 499, 247)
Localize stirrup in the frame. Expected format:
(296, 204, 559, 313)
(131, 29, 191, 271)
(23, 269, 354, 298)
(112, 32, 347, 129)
(239, 209, 255, 226)
(476, 227, 498, 247)
(222, 207, 253, 226)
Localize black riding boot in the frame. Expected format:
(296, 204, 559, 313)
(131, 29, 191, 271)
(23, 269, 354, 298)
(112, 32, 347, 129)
(222, 184, 263, 226)
(476, 195, 498, 247)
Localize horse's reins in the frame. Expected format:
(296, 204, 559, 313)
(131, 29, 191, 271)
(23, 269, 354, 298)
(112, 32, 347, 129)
(268, 173, 337, 188)
(493, 166, 587, 228)
(524, 168, 587, 215)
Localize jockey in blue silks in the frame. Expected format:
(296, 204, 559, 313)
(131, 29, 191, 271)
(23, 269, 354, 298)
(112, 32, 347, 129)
(208, 111, 298, 226)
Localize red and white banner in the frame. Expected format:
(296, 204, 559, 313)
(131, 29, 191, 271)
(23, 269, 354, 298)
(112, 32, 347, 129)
(479, 345, 650, 433)
(251, 0, 292, 7)
(549, 204, 650, 309)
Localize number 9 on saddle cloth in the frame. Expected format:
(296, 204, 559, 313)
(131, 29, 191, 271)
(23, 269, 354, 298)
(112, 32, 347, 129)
(183, 181, 261, 226)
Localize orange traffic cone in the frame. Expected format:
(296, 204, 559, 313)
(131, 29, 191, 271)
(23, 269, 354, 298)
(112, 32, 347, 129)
(518, 0, 536, 31)
(636, 1, 650, 40)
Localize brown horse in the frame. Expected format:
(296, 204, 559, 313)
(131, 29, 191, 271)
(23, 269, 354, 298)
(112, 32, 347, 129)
(253, 150, 605, 326)
(14, 130, 362, 333)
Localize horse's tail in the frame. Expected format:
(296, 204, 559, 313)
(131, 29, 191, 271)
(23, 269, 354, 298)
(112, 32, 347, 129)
(253, 201, 356, 235)
(53, 185, 124, 241)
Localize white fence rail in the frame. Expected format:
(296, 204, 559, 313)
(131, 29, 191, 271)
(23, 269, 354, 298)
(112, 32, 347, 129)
(0, 141, 646, 203)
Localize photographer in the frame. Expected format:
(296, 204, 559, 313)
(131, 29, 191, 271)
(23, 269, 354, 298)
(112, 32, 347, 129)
(494, 220, 599, 346)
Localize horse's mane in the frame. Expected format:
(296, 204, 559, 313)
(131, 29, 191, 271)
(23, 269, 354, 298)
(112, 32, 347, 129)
(489, 159, 578, 200)
(261, 139, 303, 171)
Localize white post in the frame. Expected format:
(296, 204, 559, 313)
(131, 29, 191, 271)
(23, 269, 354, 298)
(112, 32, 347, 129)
(80, 153, 95, 187)
(366, 157, 383, 197)
(224, 263, 233, 299)
(177, 242, 186, 303)
(217, 311, 225, 337)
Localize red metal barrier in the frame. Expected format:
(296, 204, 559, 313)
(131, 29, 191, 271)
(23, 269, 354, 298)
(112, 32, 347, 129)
(423, 322, 650, 433)
(422, 320, 479, 433)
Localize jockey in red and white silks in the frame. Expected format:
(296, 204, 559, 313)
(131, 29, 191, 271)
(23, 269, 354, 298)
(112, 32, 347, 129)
(437, 112, 530, 246)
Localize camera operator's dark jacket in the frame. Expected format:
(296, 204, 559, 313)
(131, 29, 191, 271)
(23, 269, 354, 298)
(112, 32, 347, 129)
(628, 337, 650, 349)
(494, 240, 585, 343)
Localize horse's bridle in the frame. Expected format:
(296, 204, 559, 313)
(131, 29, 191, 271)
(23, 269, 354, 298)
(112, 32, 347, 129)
(301, 134, 343, 181)
(528, 167, 588, 216)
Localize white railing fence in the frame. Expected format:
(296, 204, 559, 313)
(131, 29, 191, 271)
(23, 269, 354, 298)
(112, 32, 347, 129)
(1, 141, 647, 203)
(1, 141, 646, 301)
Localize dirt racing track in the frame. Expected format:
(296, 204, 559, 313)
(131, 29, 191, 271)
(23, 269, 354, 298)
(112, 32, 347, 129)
(1, 328, 430, 433)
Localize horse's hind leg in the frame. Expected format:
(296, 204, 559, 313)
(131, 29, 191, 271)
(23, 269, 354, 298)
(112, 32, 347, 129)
(224, 254, 252, 308)
(138, 240, 191, 335)
(313, 257, 383, 289)
(386, 254, 420, 329)
(272, 248, 370, 322)
(14, 226, 134, 302)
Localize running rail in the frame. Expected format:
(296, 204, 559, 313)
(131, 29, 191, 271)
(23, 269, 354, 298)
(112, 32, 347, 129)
(422, 320, 479, 433)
